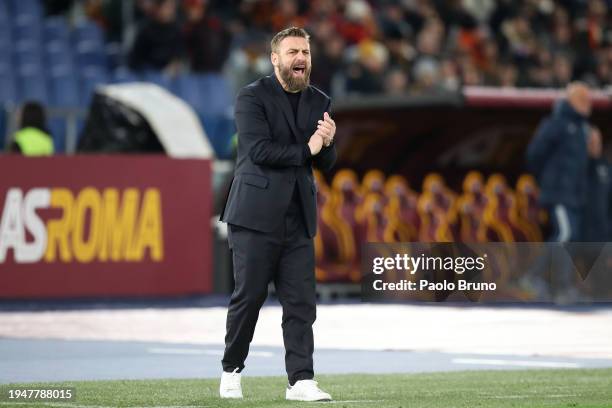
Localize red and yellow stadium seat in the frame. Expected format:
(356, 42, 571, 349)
(417, 191, 453, 242)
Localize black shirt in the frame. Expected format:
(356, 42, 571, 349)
(283, 90, 305, 222)
(285, 90, 312, 164)
(284, 90, 301, 119)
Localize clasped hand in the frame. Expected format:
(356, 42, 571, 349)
(308, 112, 336, 155)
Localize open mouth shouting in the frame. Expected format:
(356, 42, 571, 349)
(292, 63, 306, 77)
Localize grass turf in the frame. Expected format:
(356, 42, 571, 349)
(1, 369, 612, 408)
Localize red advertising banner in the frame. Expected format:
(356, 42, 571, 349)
(0, 155, 212, 299)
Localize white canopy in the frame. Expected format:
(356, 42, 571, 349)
(99, 83, 214, 159)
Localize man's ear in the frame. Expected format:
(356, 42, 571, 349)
(271, 52, 278, 68)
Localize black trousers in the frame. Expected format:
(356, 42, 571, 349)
(222, 200, 316, 385)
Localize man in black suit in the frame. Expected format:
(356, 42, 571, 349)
(219, 27, 336, 402)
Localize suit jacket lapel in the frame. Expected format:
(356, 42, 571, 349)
(264, 74, 304, 142)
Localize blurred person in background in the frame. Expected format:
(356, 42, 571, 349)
(594, 52, 612, 86)
(183, 0, 232, 73)
(345, 40, 388, 94)
(497, 62, 519, 87)
(525, 82, 596, 302)
(384, 67, 409, 95)
(551, 53, 574, 88)
(415, 16, 444, 61)
(379, 3, 415, 72)
(412, 57, 439, 92)
(461, 59, 484, 86)
(270, 0, 307, 32)
(128, 0, 184, 74)
(335, 0, 378, 45)
(501, 13, 539, 80)
(438, 57, 461, 91)
(479, 39, 502, 85)
(594, 38, 612, 86)
(224, 34, 273, 94)
(8, 102, 54, 156)
(411, 15, 445, 92)
(583, 126, 609, 241)
(527, 82, 594, 243)
(309, 19, 346, 95)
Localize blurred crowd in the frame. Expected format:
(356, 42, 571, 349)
(46, 0, 612, 97)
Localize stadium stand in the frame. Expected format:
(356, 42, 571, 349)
(315, 168, 549, 282)
(2, 0, 610, 155)
(0, 0, 235, 155)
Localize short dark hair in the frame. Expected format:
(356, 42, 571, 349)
(270, 27, 310, 53)
(19, 101, 47, 131)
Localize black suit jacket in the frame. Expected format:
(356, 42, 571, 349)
(220, 74, 337, 238)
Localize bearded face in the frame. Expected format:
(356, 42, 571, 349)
(273, 36, 312, 92)
(278, 54, 311, 92)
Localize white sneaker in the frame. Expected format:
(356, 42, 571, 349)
(219, 368, 243, 399)
(286, 379, 332, 401)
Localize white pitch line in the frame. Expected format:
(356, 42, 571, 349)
(147, 347, 207, 355)
(146, 347, 274, 358)
(452, 358, 581, 368)
(487, 394, 578, 399)
(328, 400, 385, 404)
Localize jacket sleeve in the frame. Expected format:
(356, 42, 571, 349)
(236, 86, 310, 168)
(526, 118, 561, 176)
(312, 98, 337, 172)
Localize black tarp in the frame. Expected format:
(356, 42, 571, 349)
(77, 92, 164, 153)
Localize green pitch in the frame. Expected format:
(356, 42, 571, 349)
(2, 369, 612, 408)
